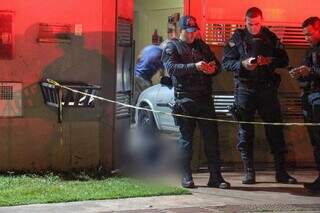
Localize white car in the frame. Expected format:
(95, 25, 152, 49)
(135, 77, 234, 132)
(135, 77, 177, 132)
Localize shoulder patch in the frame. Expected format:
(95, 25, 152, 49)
(276, 39, 285, 49)
(279, 43, 285, 49)
(228, 41, 236, 47)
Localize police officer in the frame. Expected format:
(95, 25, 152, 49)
(289, 16, 320, 193)
(162, 16, 230, 189)
(222, 7, 297, 185)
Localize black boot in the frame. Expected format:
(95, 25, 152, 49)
(240, 151, 256, 184)
(242, 167, 256, 184)
(181, 172, 195, 188)
(181, 163, 195, 188)
(207, 168, 231, 189)
(274, 154, 297, 184)
(304, 175, 320, 193)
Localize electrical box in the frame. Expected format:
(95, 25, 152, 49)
(0, 82, 22, 117)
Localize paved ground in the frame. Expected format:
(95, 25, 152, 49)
(0, 170, 319, 213)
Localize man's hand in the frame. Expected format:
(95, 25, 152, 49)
(257, 55, 272, 66)
(195, 61, 217, 75)
(242, 57, 258, 71)
(289, 65, 311, 79)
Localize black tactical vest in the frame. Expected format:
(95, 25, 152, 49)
(169, 38, 213, 96)
(302, 43, 320, 91)
(237, 28, 277, 81)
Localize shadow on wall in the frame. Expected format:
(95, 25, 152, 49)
(20, 23, 115, 120)
(0, 23, 116, 171)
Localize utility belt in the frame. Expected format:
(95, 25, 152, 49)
(171, 97, 197, 126)
(174, 91, 212, 100)
(238, 80, 274, 89)
(230, 75, 281, 121)
(172, 91, 212, 126)
(237, 74, 281, 90)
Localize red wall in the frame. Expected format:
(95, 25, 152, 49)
(0, 0, 134, 171)
(0, 0, 108, 86)
(186, 0, 320, 37)
(202, 0, 320, 25)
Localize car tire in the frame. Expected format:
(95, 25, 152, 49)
(137, 105, 157, 133)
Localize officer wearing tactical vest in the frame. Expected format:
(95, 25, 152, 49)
(289, 16, 320, 194)
(162, 15, 230, 189)
(222, 7, 297, 185)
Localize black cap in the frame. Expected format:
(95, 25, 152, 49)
(179, 16, 200, 32)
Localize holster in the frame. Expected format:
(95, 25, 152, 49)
(171, 98, 197, 126)
(172, 102, 183, 126)
(228, 103, 241, 121)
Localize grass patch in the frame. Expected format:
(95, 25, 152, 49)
(0, 174, 190, 207)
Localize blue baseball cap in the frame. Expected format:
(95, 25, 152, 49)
(179, 16, 200, 32)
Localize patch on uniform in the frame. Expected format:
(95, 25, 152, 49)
(278, 43, 284, 49)
(276, 40, 285, 49)
(312, 52, 318, 65)
(228, 41, 236, 47)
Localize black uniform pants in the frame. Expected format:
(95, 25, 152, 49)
(235, 83, 287, 157)
(302, 91, 320, 171)
(176, 97, 221, 172)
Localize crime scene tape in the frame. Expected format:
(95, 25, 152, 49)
(46, 79, 320, 126)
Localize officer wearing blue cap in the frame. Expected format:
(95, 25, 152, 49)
(179, 15, 199, 32)
(162, 15, 230, 189)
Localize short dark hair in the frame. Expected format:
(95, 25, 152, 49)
(302, 16, 320, 28)
(245, 7, 263, 18)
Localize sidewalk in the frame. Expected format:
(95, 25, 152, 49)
(0, 170, 319, 213)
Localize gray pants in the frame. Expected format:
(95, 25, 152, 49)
(133, 75, 152, 105)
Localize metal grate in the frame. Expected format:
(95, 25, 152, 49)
(117, 18, 132, 46)
(270, 26, 308, 47)
(0, 82, 22, 117)
(280, 92, 303, 119)
(212, 91, 303, 119)
(205, 23, 308, 48)
(116, 92, 131, 118)
(205, 23, 243, 46)
(0, 85, 13, 100)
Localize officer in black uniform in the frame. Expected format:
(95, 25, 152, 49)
(289, 16, 320, 193)
(222, 7, 297, 185)
(162, 15, 230, 189)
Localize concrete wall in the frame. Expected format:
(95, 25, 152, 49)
(0, 0, 124, 171)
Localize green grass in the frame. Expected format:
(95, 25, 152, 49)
(0, 174, 190, 207)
